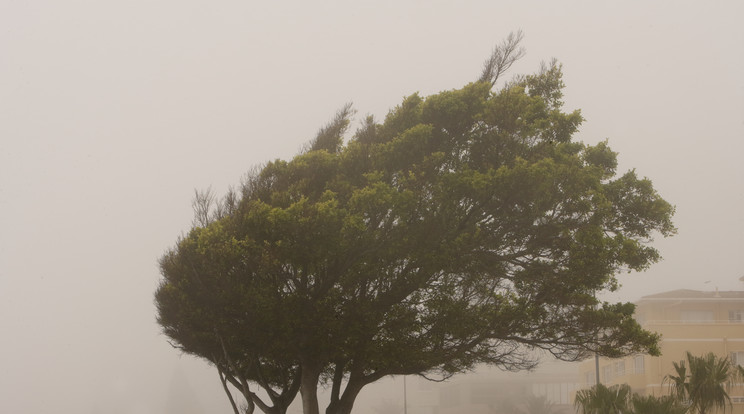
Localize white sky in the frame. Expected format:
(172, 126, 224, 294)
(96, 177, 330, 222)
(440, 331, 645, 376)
(1, 1, 742, 413)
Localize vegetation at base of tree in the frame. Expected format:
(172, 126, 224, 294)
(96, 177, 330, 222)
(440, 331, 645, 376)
(518, 395, 557, 414)
(630, 394, 687, 414)
(576, 351, 743, 414)
(574, 383, 633, 414)
(575, 383, 686, 414)
(155, 32, 675, 414)
(487, 394, 560, 414)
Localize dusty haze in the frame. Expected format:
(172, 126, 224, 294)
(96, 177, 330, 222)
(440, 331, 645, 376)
(1, 1, 742, 413)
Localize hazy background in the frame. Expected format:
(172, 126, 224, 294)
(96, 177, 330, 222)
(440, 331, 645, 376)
(1, 1, 742, 412)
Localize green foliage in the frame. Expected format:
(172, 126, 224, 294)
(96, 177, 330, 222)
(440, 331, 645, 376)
(574, 383, 632, 414)
(575, 384, 688, 414)
(630, 394, 687, 414)
(155, 36, 675, 414)
(665, 352, 736, 414)
(308, 103, 354, 153)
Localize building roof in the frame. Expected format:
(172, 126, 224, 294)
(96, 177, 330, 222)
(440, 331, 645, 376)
(639, 288, 744, 301)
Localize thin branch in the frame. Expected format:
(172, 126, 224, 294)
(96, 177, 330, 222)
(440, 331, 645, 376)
(218, 334, 257, 413)
(478, 30, 526, 87)
(192, 186, 216, 228)
(305, 103, 355, 153)
(217, 365, 242, 414)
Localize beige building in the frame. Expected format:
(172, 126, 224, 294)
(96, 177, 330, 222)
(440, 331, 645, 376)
(578, 286, 744, 413)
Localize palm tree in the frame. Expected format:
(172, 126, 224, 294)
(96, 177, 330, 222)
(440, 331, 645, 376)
(630, 394, 687, 414)
(666, 358, 690, 406)
(518, 395, 555, 414)
(664, 351, 735, 414)
(574, 383, 632, 414)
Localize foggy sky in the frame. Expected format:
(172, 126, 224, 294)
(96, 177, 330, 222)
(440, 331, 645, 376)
(1, 1, 742, 413)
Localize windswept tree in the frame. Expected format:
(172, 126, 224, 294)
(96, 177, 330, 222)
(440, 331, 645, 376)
(155, 33, 675, 414)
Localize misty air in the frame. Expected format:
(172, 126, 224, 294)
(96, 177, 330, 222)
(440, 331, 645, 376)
(1, 2, 742, 414)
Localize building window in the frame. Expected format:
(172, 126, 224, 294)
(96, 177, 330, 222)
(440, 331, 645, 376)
(680, 310, 714, 323)
(615, 361, 626, 377)
(602, 365, 613, 383)
(729, 310, 744, 323)
(634, 355, 645, 374)
(731, 351, 744, 367)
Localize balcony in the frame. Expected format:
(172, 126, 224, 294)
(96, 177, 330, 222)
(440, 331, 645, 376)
(641, 320, 744, 340)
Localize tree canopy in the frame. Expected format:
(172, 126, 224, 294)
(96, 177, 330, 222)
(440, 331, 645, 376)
(155, 34, 675, 414)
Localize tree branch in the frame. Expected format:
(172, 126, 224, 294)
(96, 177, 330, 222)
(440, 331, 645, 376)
(217, 365, 243, 414)
(478, 30, 526, 87)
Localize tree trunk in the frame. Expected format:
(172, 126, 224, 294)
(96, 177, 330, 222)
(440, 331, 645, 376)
(300, 363, 321, 414)
(325, 380, 364, 414)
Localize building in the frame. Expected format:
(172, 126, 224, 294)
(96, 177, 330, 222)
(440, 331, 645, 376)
(578, 285, 744, 412)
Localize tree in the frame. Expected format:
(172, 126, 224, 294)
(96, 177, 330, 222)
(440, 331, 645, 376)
(574, 383, 632, 414)
(665, 352, 736, 414)
(155, 34, 675, 414)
